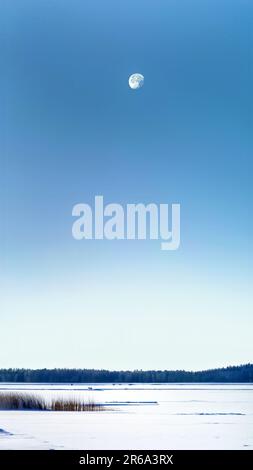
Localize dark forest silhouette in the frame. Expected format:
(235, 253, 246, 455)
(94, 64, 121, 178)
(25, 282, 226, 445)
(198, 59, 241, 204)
(0, 364, 252, 383)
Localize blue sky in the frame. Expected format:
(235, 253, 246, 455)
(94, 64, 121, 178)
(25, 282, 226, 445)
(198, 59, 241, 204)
(1, 0, 252, 370)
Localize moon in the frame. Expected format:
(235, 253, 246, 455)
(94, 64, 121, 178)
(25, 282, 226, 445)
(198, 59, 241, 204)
(128, 73, 144, 90)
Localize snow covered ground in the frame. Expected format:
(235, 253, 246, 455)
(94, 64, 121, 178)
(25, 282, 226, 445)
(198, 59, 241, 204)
(0, 383, 252, 449)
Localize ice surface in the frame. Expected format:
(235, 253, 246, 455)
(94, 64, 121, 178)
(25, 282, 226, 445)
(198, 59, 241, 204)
(0, 383, 252, 449)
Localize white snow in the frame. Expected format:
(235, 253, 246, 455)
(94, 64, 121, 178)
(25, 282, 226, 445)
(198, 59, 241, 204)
(0, 383, 252, 449)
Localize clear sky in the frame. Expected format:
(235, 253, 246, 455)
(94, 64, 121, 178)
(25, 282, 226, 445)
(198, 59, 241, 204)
(1, 0, 252, 370)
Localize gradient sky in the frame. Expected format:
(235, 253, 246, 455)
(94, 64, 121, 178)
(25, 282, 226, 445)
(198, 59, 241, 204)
(1, 0, 252, 370)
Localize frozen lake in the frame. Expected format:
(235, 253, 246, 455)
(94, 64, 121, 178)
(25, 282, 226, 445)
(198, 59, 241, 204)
(0, 383, 252, 449)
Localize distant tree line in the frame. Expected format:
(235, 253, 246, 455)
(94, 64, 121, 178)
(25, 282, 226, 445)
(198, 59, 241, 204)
(0, 364, 252, 383)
